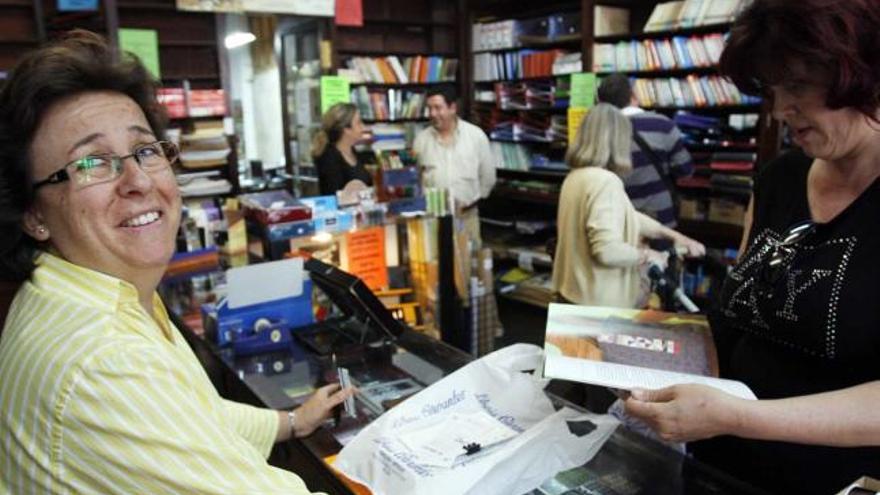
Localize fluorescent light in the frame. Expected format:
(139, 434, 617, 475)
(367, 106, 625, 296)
(224, 32, 256, 49)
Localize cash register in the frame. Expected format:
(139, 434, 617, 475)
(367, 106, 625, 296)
(295, 257, 405, 359)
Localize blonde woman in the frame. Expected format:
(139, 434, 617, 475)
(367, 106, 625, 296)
(312, 102, 373, 194)
(551, 103, 705, 307)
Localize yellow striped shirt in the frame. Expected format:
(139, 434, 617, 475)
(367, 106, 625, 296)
(0, 252, 317, 494)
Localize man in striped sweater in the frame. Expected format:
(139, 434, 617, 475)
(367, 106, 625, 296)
(598, 74, 694, 227)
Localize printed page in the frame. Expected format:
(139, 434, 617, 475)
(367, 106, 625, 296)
(543, 303, 755, 400)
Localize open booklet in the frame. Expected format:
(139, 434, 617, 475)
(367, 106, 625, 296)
(542, 303, 756, 400)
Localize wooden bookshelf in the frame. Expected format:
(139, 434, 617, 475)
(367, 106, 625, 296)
(496, 168, 568, 181)
(596, 66, 718, 78)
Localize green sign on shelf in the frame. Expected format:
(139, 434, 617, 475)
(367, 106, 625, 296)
(320, 76, 351, 114)
(570, 72, 597, 109)
(118, 28, 160, 79)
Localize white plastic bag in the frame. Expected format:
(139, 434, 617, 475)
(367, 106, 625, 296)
(334, 344, 618, 495)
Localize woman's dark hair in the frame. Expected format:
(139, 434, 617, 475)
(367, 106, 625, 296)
(0, 29, 166, 281)
(720, 0, 880, 120)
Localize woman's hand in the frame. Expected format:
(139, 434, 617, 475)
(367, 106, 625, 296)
(624, 384, 745, 443)
(643, 248, 669, 270)
(674, 235, 706, 258)
(292, 383, 356, 438)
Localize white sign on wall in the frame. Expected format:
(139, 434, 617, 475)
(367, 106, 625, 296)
(242, 0, 333, 16)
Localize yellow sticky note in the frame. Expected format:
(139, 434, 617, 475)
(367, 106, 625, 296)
(567, 107, 589, 145)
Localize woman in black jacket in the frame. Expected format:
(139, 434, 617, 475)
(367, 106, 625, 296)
(311, 102, 372, 195)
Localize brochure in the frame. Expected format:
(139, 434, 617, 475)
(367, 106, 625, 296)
(543, 303, 755, 400)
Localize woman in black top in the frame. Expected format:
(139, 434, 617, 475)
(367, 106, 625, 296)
(623, 1, 880, 493)
(311, 102, 373, 195)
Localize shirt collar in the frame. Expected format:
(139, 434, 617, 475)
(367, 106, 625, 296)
(622, 106, 644, 116)
(32, 251, 143, 313)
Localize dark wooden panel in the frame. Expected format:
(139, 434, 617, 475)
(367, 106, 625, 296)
(0, 7, 38, 42)
(158, 44, 218, 79)
(118, 9, 215, 43)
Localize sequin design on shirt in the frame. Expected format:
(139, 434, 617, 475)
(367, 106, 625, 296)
(722, 228, 857, 358)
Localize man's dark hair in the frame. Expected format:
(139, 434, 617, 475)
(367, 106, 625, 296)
(426, 85, 458, 107)
(597, 73, 633, 109)
(0, 29, 166, 281)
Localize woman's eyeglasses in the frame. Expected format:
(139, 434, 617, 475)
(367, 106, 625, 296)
(760, 220, 816, 287)
(32, 140, 179, 190)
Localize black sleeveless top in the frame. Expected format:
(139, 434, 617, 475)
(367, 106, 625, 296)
(315, 146, 373, 195)
(691, 150, 880, 494)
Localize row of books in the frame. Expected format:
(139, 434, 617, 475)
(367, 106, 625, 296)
(643, 0, 747, 32)
(491, 142, 532, 171)
(490, 142, 568, 172)
(158, 88, 226, 119)
(373, 149, 417, 170)
(473, 49, 572, 82)
(341, 56, 458, 85)
(351, 87, 428, 122)
(631, 75, 762, 108)
(472, 12, 580, 52)
(592, 33, 725, 73)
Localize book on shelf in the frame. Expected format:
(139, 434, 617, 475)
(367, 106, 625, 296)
(643, 0, 749, 31)
(644, 1, 686, 33)
(594, 6, 630, 37)
(542, 303, 756, 400)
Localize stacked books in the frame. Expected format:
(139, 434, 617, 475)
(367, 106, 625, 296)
(157, 88, 226, 119)
(178, 120, 230, 169)
(643, 0, 749, 32)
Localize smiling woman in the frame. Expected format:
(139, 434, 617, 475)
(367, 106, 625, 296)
(0, 30, 352, 494)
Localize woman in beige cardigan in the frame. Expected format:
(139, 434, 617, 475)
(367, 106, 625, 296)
(552, 103, 705, 307)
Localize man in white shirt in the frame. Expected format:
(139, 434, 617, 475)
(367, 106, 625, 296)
(414, 86, 497, 243)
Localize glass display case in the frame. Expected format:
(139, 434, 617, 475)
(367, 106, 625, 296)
(278, 18, 327, 197)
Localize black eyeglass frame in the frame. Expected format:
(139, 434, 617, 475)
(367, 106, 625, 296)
(32, 140, 179, 190)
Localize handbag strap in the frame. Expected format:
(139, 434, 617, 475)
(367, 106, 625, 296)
(632, 130, 678, 215)
(632, 130, 674, 192)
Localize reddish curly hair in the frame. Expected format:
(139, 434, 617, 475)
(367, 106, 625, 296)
(720, 0, 880, 120)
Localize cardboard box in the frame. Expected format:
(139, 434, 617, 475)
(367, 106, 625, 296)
(240, 190, 312, 225)
(708, 198, 746, 226)
(203, 280, 313, 347)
